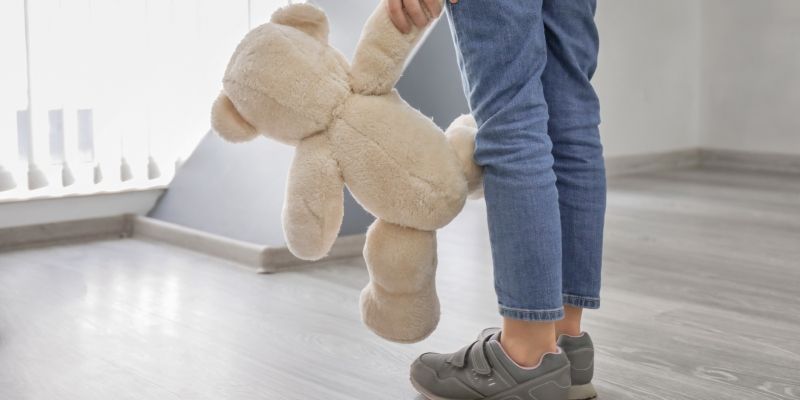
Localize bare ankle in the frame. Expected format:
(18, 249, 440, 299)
(500, 318, 558, 368)
(499, 336, 558, 368)
(555, 305, 583, 337)
(556, 326, 582, 337)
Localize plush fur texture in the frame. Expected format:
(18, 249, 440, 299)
(361, 219, 439, 343)
(211, 0, 482, 343)
(446, 114, 484, 199)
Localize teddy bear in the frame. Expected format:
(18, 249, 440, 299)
(210, 0, 482, 343)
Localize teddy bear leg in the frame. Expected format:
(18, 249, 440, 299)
(445, 114, 483, 199)
(359, 219, 439, 343)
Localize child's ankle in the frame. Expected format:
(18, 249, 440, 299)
(499, 334, 558, 368)
(556, 327, 582, 337)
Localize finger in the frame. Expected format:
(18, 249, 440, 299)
(388, 0, 411, 33)
(422, 0, 443, 18)
(403, 0, 429, 28)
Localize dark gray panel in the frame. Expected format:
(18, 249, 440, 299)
(396, 18, 469, 129)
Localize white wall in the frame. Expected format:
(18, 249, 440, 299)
(700, 0, 800, 155)
(594, 0, 702, 157)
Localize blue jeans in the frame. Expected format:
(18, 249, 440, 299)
(446, 0, 606, 321)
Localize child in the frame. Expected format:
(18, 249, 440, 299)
(389, 1, 605, 399)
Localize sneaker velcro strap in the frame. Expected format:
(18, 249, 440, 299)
(445, 334, 494, 376)
(468, 336, 492, 375)
(446, 342, 472, 368)
(446, 328, 496, 372)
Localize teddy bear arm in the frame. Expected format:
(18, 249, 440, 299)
(349, 0, 443, 95)
(282, 135, 345, 261)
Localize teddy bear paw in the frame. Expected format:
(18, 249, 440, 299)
(359, 282, 440, 343)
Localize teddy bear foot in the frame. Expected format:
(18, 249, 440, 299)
(445, 114, 483, 199)
(359, 282, 440, 343)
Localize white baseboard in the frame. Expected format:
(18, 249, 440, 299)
(0, 213, 366, 273)
(0, 215, 130, 252)
(131, 215, 367, 273)
(606, 148, 701, 177)
(131, 216, 268, 272)
(0, 188, 164, 229)
(133, 216, 365, 273)
(261, 233, 367, 271)
(606, 147, 800, 177)
(698, 148, 800, 174)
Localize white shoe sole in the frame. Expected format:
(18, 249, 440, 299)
(410, 364, 571, 400)
(568, 383, 597, 400)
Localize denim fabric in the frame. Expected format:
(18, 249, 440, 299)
(446, 0, 606, 321)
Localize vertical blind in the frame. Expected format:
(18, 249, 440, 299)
(0, 0, 287, 200)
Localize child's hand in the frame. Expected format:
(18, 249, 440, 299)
(387, 0, 443, 34)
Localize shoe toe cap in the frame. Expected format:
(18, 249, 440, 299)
(410, 357, 437, 392)
(411, 354, 482, 400)
(419, 352, 450, 369)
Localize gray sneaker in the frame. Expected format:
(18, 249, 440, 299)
(410, 328, 571, 400)
(557, 332, 597, 400)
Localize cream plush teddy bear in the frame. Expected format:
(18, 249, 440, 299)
(211, 0, 481, 343)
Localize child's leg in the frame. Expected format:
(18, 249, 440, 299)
(446, 0, 562, 364)
(541, 0, 606, 332)
(542, 2, 604, 398)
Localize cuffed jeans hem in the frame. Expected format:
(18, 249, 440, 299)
(563, 294, 600, 309)
(498, 305, 565, 321)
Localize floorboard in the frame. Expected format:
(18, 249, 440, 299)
(1, 167, 798, 399)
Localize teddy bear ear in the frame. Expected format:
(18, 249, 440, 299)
(211, 92, 259, 143)
(270, 3, 329, 43)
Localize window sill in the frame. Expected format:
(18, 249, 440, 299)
(0, 186, 166, 229)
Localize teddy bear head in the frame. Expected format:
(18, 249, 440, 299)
(211, 4, 351, 146)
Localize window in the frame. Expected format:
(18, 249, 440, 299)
(0, 0, 289, 200)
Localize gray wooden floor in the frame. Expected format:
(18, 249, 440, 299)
(1, 167, 799, 400)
